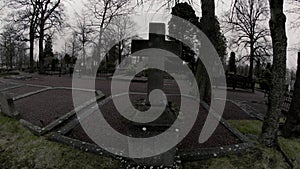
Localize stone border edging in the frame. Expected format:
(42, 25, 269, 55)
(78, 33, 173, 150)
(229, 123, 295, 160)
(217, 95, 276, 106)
(49, 93, 255, 165)
(0, 84, 25, 92)
(214, 98, 265, 121)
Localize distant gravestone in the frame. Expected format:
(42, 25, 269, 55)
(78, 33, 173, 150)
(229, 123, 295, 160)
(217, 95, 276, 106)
(0, 92, 19, 117)
(131, 23, 182, 104)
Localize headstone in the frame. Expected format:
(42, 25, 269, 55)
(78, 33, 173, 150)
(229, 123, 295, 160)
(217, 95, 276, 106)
(131, 23, 182, 104)
(0, 92, 19, 117)
(129, 23, 182, 167)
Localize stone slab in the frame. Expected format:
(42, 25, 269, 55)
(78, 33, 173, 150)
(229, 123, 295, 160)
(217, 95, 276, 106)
(0, 92, 19, 118)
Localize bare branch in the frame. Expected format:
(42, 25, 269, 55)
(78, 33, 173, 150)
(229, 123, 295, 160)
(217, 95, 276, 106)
(223, 0, 271, 66)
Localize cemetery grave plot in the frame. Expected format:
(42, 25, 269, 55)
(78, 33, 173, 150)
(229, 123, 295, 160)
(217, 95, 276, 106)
(0, 22, 256, 166)
(225, 90, 268, 119)
(51, 93, 252, 163)
(226, 89, 266, 103)
(0, 81, 20, 91)
(3, 74, 33, 80)
(2, 74, 73, 88)
(245, 100, 268, 117)
(14, 88, 103, 135)
(2, 85, 46, 98)
(214, 99, 256, 120)
(2, 74, 155, 96)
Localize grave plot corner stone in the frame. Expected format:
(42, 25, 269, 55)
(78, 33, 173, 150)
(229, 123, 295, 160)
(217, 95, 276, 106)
(0, 92, 19, 118)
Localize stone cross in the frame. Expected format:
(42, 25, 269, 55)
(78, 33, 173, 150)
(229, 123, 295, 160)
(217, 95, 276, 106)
(131, 23, 181, 103)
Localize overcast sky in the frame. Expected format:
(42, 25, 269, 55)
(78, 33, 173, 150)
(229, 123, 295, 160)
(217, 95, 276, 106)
(1, 0, 300, 69)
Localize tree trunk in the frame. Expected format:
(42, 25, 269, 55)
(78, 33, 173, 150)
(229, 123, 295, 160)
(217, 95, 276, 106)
(259, 0, 287, 147)
(249, 43, 254, 84)
(9, 51, 13, 69)
(195, 60, 207, 101)
(38, 21, 45, 73)
(282, 52, 300, 137)
(195, 0, 216, 102)
(118, 41, 122, 65)
(18, 48, 24, 70)
(82, 42, 86, 73)
(29, 30, 35, 73)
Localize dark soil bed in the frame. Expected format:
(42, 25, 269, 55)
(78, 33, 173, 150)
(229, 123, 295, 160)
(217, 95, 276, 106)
(66, 94, 241, 151)
(221, 100, 255, 120)
(2, 74, 181, 96)
(15, 89, 95, 127)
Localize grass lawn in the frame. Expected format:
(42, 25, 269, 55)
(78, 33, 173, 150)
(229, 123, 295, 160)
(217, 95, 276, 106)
(0, 112, 299, 169)
(183, 120, 300, 169)
(0, 113, 120, 169)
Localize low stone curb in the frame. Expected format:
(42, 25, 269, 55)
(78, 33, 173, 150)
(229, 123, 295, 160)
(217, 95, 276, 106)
(238, 103, 264, 121)
(201, 101, 254, 143)
(0, 84, 24, 92)
(214, 98, 265, 121)
(49, 93, 255, 167)
(178, 142, 253, 162)
(117, 99, 255, 162)
(109, 76, 148, 83)
(13, 87, 52, 101)
(0, 92, 20, 118)
(48, 132, 128, 161)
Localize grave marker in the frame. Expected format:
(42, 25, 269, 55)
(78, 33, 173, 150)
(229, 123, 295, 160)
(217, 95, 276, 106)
(130, 22, 182, 167)
(0, 92, 19, 117)
(131, 23, 182, 103)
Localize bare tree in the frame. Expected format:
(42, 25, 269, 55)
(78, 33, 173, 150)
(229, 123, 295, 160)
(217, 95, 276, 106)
(286, 0, 300, 28)
(0, 1, 5, 15)
(4, 0, 40, 72)
(104, 16, 136, 64)
(70, 11, 94, 69)
(67, 32, 81, 63)
(84, 0, 133, 70)
(36, 0, 65, 73)
(0, 24, 26, 70)
(224, 0, 271, 83)
(260, 0, 288, 147)
(16, 42, 28, 70)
